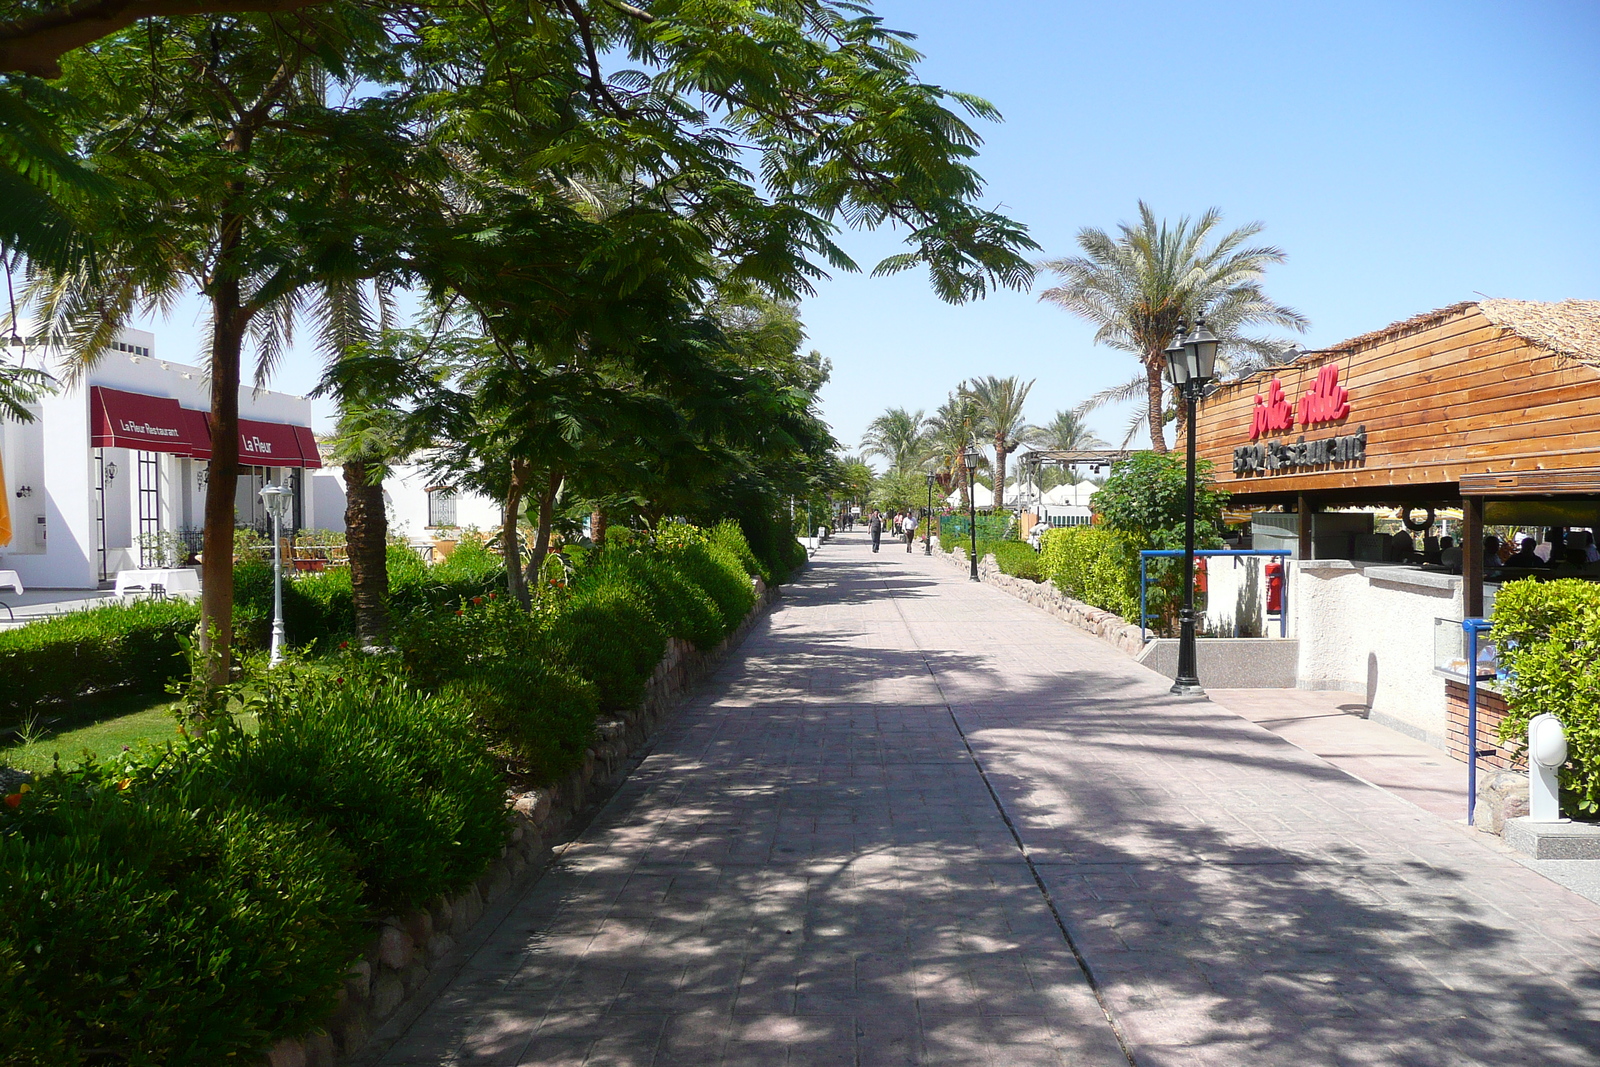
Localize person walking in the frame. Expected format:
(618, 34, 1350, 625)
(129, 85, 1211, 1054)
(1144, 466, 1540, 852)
(869, 509, 883, 553)
(903, 510, 918, 552)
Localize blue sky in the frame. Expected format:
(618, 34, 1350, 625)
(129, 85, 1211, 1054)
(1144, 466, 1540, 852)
(126, 0, 1600, 458)
(803, 0, 1600, 461)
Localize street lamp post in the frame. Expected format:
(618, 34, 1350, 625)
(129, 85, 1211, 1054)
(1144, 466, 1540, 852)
(259, 482, 291, 666)
(924, 472, 935, 555)
(963, 445, 980, 581)
(1164, 320, 1219, 695)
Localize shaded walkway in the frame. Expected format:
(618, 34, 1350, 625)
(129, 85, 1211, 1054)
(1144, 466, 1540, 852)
(373, 531, 1600, 1066)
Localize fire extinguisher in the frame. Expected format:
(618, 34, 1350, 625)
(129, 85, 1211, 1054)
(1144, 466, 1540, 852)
(1195, 557, 1208, 594)
(1265, 557, 1284, 615)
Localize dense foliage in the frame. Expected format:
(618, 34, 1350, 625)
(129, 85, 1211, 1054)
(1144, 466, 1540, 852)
(0, 521, 777, 1064)
(1041, 527, 1141, 622)
(1491, 579, 1600, 816)
(0, 599, 200, 729)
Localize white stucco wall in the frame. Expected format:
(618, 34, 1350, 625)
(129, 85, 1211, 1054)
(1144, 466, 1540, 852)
(0, 331, 319, 587)
(310, 461, 501, 543)
(1289, 561, 1460, 747)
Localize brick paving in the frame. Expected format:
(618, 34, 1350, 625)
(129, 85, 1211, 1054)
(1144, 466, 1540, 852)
(375, 531, 1600, 1066)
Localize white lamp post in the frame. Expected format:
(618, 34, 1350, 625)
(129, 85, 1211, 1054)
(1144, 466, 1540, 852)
(258, 482, 291, 666)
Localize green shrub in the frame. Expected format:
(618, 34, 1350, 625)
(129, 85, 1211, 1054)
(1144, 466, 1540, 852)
(0, 781, 365, 1065)
(665, 541, 756, 632)
(1491, 578, 1600, 816)
(710, 519, 766, 582)
(615, 552, 725, 649)
(445, 661, 599, 784)
(0, 599, 199, 728)
(192, 671, 508, 912)
(560, 571, 668, 709)
(1040, 526, 1139, 622)
(989, 541, 1044, 582)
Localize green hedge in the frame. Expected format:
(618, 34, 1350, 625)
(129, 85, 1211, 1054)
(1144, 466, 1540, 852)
(1, 772, 367, 1064)
(1040, 527, 1139, 622)
(0, 600, 201, 729)
(0, 519, 782, 1063)
(1491, 578, 1600, 816)
(988, 541, 1045, 582)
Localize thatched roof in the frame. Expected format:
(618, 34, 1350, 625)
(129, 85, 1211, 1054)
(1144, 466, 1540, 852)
(1309, 298, 1600, 367)
(1477, 299, 1600, 370)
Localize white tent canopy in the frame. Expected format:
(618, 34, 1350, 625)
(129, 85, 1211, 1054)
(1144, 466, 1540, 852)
(946, 483, 995, 508)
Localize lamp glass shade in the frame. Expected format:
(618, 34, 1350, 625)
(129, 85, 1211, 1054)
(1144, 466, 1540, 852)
(259, 484, 290, 520)
(1186, 321, 1220, 383)
(962, 447, 980, 467)
(926, 472, 937, 487)
(1164, 332, 1190, 387)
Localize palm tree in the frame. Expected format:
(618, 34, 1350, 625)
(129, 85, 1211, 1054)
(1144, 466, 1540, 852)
(926, 390, 981, 508)
(1035, 409, 1108, 453)
(960, 375, 1037, 512)
(1038, 201, 1307, 452)
(860, 407, 930, 474)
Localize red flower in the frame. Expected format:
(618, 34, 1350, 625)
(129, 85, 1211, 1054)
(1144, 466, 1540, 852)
(472, 596, 483, 605)
(339, 641, 349, 650)
(488, 593, 497, 600)
(455, 609, 464, 615)
(3, 794, 21, 809)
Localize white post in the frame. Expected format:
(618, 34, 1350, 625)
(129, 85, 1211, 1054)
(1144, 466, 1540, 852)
(260, 482, 289, 667)
(1528, 713, 1568, 823)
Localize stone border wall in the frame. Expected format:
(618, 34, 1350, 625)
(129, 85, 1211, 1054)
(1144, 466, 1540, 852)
(928, 543, 1144, 656)
(260, 578, 782, 1067)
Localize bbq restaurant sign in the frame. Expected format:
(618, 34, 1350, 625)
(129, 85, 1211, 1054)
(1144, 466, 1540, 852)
(1232, 364, 1363, 474)
(1194, 301, 1600, 501)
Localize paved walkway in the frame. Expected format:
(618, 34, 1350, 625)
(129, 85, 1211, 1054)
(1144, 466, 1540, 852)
(376, 531, 1600, 1066)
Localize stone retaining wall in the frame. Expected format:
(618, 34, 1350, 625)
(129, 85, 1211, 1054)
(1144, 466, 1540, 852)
(929, 543, 1144, 656)
(260, 578, 781, 1067)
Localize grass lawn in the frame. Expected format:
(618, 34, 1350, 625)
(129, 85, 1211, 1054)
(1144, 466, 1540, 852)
(2, 693, 185, 773)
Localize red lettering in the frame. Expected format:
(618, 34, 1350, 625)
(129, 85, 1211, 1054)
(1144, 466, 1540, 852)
(1296, 364, 1350, 427)
(1250, 379, 1294, 440)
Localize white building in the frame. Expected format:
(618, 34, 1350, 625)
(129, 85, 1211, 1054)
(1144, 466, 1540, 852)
(0, 329, 322, 588)
(309, 460, 502, 547)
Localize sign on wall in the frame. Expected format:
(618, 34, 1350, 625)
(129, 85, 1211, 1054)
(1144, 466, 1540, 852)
(1236, 363, 1363, 475)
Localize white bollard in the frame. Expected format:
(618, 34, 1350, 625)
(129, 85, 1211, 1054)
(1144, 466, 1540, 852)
(1527, 713, 1568, 823)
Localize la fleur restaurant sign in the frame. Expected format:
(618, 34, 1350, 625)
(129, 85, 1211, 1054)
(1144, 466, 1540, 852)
(1232, 364, 1367, 475)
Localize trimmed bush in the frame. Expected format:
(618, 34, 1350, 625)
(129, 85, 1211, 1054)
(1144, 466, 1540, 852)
(1040, 526, 1139, 622)
(189, 672, 508, 912)
(445, 661, 599, 784)
(614, 552, 725, 649)
(665, 541, 756, 632)
(710, 519, 766, 581)
(0, 599, 199, 728)
(560, 571, 669, 710)
(0, 781, 365, 1065)
(989, 541, 1044, 582)
(1491, 578, 1600, 816)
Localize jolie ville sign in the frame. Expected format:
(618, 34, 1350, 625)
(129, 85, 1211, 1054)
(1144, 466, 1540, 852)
(1233, 363, 1366, 475)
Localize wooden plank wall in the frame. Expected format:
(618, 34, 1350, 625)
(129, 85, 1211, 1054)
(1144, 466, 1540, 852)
(1195, 306, 1600, 498)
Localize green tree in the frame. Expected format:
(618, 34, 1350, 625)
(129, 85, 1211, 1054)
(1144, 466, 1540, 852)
(1093, 451, 1230, 630)
(1038, 201, 1307, 453)
(960, 375, 1037, 511)
(22, 10, 422, 691)
(860, 407, 930, 475)
(926, 390, 981, 508)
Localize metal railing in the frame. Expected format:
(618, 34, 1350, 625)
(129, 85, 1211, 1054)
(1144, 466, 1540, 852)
(1138, 549, 1292, 642)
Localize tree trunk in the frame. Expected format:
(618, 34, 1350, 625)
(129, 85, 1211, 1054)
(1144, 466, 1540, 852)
(1145, 359, 1169, 453)
(197, 256, 244, 706)
(591, 506, 607, 548)
(501, 458, 531, 609)
(954, 454, 970, 509)
(1172, 387, 1187, 452)
(527, 470, 561, 591)
(993, 437, 1008, 513)
(344, 459, 389, 649)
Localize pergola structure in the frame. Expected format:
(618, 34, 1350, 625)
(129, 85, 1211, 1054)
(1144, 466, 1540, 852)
(1012, 449, 1133, 514)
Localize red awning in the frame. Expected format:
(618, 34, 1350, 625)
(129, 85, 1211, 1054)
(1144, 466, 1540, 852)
(178, 408, 212, 460)
(238, 417, 316, 468)
(292, 425, 322, 469)
(90, 387, 194, 455)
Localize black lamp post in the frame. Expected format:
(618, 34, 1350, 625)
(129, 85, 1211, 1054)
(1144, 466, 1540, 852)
(924, 471, 936, 555)
(1165, 319, 1219, 695)
(963, 445, 981, 581)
